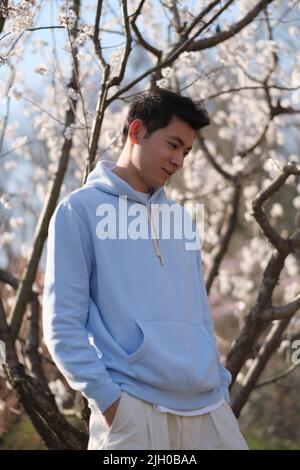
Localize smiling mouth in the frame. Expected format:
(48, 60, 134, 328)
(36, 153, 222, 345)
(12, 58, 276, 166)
(162, 168, 172, 177)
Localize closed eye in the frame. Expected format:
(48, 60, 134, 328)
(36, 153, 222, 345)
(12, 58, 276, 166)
(168, 142, 177, 149)
(168, 141, 190, 157)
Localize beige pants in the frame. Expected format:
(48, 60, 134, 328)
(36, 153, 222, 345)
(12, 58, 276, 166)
(88, 390, 249, 450)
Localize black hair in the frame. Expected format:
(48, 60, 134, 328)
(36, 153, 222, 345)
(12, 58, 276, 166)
(122, 88, 210, 144)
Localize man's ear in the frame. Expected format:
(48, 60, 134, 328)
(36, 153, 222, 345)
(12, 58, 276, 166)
(128, 119, 144, 144)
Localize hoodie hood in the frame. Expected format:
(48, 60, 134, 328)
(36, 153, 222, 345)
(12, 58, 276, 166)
(85, 160, 169, 205)
(85, 159, 167, 265)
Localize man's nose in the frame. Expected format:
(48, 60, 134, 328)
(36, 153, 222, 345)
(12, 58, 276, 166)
(170, 152, 184, 169)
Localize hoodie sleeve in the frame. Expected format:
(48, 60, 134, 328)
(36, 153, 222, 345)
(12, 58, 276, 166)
(195, 245, 232, 405)
(42, 199, 122, 413)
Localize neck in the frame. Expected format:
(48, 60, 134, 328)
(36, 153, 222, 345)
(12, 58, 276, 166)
(113, 165, 150, 193)
(113, 145, 151, 193)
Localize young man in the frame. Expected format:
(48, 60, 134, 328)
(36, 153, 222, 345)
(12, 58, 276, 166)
(43, 88, 248, 450)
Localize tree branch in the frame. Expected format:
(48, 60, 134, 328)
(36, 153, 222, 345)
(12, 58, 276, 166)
(189, 0, 274, 52)
(251, 163, 299, 251)
(255, 363, 299, 388)
(8, 0, 81, 340)
(232, 316, 291, 417)
(0, 295, 87, 449)
(197, 132, 234, 181)
(271, 294, 300, 321)
(0, 0, 8, 34)
(106, 0, 275, 105)
(206, 183, 241, 293)
(226, 163, 300, 386)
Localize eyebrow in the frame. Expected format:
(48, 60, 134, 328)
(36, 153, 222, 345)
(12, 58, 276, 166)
(167, 135, 193, 151)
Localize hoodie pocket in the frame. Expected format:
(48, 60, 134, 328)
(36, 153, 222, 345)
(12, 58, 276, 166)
(123, 319, 220, 392)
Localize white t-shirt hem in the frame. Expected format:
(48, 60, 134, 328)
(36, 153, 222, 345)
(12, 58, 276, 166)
(153, 397, 225, 416)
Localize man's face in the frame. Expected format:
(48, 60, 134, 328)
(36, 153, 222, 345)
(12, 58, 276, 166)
(130, 115, 196, 191)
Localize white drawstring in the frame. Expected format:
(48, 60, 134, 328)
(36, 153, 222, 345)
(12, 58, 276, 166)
(147, 203, 164, 265)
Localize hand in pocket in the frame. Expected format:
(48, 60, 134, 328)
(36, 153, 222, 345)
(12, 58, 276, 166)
(103, 396, 121, 428)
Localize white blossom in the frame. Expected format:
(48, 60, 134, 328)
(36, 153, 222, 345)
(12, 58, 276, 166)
(237, 301, 247, 312)
(292, 196, 300, 210)
(262, 178, 273, 190)
(9, 217, 25, 229)
(285, 255, 299, 277)
(0, 194, 12, 210)
(284, 282, 299, 302)
(232, 155, 245, 172)
(76, 24, 93, 45)
(0, 232, 16, 246)
(34, 65, 47, 75)
(270, 203, 283, 218)
(161, 67, 173, 79)
(3, 160, 17, 171)
(218, 270, 232, 295)
(179, 51, 198, 67)
(289, 154, 300, 164)
(244, 210, 253, 223)
(58, 8, 77, 29)
(218, 126, 232, 140)
(156, 78, 169, 88)
(14, 135, 28, 155)
(64, 125, 76, 141)
(9, 88, 23, 101)
(68, 87, 80, 100)
(7, 0, 35, 34)
(48, 379, 71, 409)
(36, 182, 46, 202)
(244, 185, 258, 199)
(20, 242, 32, 259)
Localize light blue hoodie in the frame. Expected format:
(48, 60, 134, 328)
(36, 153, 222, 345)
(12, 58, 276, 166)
(43, 160, 232, 414)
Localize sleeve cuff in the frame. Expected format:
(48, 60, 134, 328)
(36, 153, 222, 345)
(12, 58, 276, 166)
(85, 381, 123, 414)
